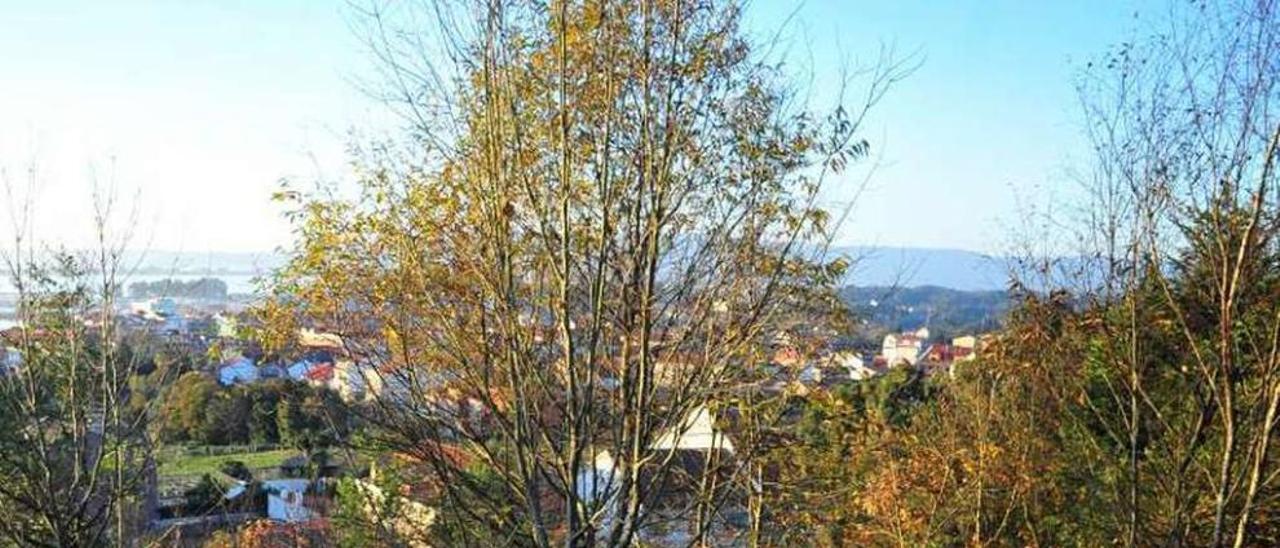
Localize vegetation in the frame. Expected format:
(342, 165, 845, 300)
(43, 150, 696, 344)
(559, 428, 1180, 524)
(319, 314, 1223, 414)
(0, 183, 167, 545)
(753, 1, 1280, 546)
(260, 0, 907, 545)
(158, 448, 301, 478)
(4, 0, 1280, 546)
(128, 277, 228, 301)
(157, 375, 347, 448)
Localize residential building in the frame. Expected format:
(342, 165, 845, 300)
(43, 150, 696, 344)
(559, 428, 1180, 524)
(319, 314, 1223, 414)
(263, 479, 315, 523)
(882, 331, 925, 366)
(824, 350, 879, 381)
(218, 356, 259, 386)
(952, 335, 979, 362)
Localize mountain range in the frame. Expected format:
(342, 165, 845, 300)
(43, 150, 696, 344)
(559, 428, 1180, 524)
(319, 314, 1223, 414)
(100, 246, 1012, 291)
(831, 246, 1010, 292)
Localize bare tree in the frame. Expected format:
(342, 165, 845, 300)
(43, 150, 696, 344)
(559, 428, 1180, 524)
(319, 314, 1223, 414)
(0, 159, 163, 546)
(1059, 0, 1280, 545)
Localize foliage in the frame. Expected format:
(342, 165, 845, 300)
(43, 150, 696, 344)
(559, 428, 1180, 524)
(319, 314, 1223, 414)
(129, 277, 228, 300)
(0, 250, 161, 545)
(157, 377, 348, 448)
(259, 0, 905, 544)
(221, 459, 254, 482)
(185, 473, 229, 515)
(205, 519, 333, 548)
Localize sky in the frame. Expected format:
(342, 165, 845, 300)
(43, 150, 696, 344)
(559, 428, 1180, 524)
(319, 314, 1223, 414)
(0, 0, 1158, 255)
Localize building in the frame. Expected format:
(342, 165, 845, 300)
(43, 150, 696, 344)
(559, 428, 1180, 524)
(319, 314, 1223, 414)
(303, 363, 335, 387)
(771, 346, 804, 368)
(823, 350, 878, 381)
(882, 331, 926, 366)
(218, 356, 259, 386)
(653, 405, 736, 453)
(952, 335, 978, 362)
(0, 346, 20, 375)
(287, 354, 333, 382)
(298, 328, 343, 351)
(263, 479, 316, 523)
(130, 297, 178, 319)
(798, 364, 824, 384)
(580, 404, 742, 538)
(924, 343, 953, 363)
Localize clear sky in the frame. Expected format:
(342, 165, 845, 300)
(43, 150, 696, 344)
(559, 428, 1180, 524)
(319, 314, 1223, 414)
(0, 0, 1156, 254)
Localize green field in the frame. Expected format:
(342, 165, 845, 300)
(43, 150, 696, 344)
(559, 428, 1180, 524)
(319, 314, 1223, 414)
(158, 448, 301, 477)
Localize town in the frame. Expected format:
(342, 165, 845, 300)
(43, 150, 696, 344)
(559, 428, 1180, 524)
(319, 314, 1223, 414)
(0, 272, 994, 545)
(5, 0, 1280, 545)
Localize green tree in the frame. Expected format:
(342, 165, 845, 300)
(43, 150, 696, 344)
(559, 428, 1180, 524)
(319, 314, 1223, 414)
(159, 371, 219, 442)
(221, 460, 254, 482)
(248, 383, 283, 445)
(0, 247, 166, 544)
(185, 474, 228, 515)
(202, 390, 252, 445)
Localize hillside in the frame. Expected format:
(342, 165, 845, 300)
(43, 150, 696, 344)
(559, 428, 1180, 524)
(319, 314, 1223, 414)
(840, 284, 1010, 344)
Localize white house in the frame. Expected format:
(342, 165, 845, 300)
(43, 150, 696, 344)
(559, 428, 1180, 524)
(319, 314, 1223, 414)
(579, 405, 735, 509)
(218, 357, 259, 386)
(580, 405, 742, 545)
(825, 351, 878, 381)
(264, 479, 315, 522)
(577, 451, 619, 505)
(653, 405, 735, 453)
(952, 335, 978, 363)
(882, 332, 925, 366)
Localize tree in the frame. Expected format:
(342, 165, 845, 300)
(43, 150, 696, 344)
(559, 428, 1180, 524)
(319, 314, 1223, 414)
(221, 460, 254, 482)
(128, 277, 228, 301)
(185, 474, 228, 515)
(159, 371, 219, 442)
(0, 164, 166, 544)
(263, 0, 907, 544)
(1066, 1, 1280, 545)
(277, 389, 340, 468)
(248, 382, 284, 445)
(203, 390, 252, 446)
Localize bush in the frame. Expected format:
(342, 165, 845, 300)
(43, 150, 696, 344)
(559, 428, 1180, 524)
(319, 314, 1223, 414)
(220, 460, 253, 482)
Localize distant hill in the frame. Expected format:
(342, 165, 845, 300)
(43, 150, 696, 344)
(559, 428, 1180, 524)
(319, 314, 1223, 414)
(54, 247, 1010, 290)
(117, 247, 1011, 289)
(829, 246, 1010, 291)
(840, 284, 1010, 344)
(120, 250, 285, 276)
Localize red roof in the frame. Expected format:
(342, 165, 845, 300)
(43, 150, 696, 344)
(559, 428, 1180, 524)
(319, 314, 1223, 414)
(925, 343, 952, 361)
(304, 363, 334, 382)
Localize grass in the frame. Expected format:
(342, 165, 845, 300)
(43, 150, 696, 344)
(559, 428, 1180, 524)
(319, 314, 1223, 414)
(158, 447, 301, 477)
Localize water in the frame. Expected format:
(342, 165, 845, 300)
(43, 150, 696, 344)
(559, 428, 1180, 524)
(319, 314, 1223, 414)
(0, 273, 263, 296)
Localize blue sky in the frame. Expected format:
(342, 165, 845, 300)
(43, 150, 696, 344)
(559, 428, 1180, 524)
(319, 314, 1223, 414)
(0, 0, 1156, 254)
